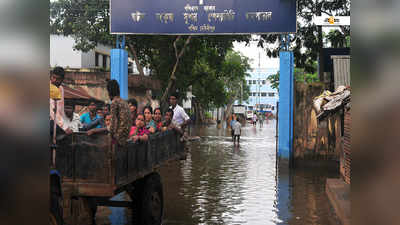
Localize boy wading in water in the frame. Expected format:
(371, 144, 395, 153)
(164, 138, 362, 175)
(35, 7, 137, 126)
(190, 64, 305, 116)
(233, 118, 242, 146)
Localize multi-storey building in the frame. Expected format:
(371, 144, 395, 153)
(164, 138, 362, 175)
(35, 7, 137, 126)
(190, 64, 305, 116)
(235, 68, 279, 114)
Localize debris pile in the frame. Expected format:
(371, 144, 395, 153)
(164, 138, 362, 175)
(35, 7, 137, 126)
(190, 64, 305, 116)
(313, 85, 351, 120)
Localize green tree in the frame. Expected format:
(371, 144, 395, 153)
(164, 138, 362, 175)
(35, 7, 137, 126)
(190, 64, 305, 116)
(258, 0, 350, 74)
(219, 51, 251, 122)
(267, 62, 319, 92)
(189, 50, 251, 124)
(326, 30, 350, 48)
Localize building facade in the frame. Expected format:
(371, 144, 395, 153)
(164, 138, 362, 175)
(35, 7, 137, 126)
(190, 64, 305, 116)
(50, 35, 112, 69)
(235, 68, 279, 114)
(50, 35, 149, 74)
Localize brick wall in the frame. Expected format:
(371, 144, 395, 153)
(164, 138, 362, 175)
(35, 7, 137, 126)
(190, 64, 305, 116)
(293, 82, 341, 164)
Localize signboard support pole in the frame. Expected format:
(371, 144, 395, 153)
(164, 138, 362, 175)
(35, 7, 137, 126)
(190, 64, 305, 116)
(111, 35, 128, 100)
(278, 34, 294, 168)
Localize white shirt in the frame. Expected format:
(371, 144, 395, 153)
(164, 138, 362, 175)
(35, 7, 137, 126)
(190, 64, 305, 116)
(170, 104, 189, 126)
(62, 113, 82, 132)
(233, 122, 241, 135)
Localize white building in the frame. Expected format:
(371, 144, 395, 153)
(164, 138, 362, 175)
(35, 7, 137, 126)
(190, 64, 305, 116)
(235, 67, 279, 114)
(50, 35, 148, 74)
(50, 35, 111, 69)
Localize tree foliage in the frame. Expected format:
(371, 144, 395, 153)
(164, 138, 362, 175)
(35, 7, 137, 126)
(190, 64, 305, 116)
(258, 0, 350, 73)
(267, 62, 319, 91)
(190, 50, 250, 109)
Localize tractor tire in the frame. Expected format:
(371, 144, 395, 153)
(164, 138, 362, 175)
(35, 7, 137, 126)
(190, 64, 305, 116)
(128, 173, 163, 225)
(71, 197, 96, 225)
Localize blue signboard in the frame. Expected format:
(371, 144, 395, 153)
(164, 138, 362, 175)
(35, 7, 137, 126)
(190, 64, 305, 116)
(110, 0, 296, 34)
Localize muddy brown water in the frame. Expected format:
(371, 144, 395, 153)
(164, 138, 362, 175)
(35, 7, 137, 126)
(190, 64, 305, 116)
(96, 120, 340, 225)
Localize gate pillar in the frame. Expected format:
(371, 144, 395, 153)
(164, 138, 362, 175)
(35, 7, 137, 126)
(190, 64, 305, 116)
(278, 51, 294, 167)
(110, 35, 128, 100)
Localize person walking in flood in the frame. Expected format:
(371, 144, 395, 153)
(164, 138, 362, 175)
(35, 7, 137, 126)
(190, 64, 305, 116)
(259, 112, 264, 128)
(230, 114, 237, 141)
(252, 113, 257, 127)
(233, 117, 242, 145)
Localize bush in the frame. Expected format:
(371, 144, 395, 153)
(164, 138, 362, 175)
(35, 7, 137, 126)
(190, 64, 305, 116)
(205, 112, 212, 119)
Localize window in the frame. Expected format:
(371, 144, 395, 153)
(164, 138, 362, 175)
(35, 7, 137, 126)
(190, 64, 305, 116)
(248, 80, 252, 85)
(253, 80, 257, 84)
(262, 80, 266, 85)
(102, 55, 107, 68)
(248, 106, 253, 110)
(95, 52, 99, 67)
(268, 93, 275, 97)
(261, 92, 267, 97)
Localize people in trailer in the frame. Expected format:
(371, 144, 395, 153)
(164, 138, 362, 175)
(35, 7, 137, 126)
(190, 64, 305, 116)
(230, 114, 237, 141)
(143, 105, 156, 133)
(80, 100, 102, 129)
(128, 98, 138, 125)
(161, 109, 183, 134)
(104, 113, 112, 129)
(87, 113, 111, 136)
(169, 92, 190, 130)
(107, 80, 132, 146)
(233, 117, 242, 145)
(96, 108, 104, 118)
(62, 103, 82, 134)
(153, 108, 163, 132)
(103, 104, 110, 115)
(129, 114, 149, 142)
(50, 66, 66, 133)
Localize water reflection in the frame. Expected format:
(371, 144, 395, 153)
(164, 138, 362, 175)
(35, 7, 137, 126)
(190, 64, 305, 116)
(96, 120, 340, 225)
(162, 122, 279, 225)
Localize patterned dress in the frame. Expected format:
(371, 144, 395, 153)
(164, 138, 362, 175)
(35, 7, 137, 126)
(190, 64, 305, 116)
(109, 97, 132, 146)
(129, 126, 150, 137)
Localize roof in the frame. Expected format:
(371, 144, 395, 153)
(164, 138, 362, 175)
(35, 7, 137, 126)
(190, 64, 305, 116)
(63, 85, 104, 106)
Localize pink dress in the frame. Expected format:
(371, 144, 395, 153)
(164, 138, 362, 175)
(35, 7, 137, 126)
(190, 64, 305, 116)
(129, 126, 150, 137)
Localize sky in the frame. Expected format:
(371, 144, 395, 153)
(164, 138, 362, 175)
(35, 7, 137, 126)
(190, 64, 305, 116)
(233, 35, 280, 71)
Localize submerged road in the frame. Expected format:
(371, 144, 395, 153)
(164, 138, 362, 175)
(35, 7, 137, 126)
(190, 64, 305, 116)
(96, 120, 340, 225)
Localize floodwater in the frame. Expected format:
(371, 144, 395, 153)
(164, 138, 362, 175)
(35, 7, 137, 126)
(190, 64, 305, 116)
(96, 119, 340, 225)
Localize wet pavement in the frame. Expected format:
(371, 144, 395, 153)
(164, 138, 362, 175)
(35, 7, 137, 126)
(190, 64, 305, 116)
(96, 119, 340, 225)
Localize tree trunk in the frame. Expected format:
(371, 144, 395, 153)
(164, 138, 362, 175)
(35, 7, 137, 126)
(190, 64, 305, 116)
(160, 36, 192, 104)
(193, 98, 205, 124)
(224, 102, 234, 127)
(127, 43, 145, 76)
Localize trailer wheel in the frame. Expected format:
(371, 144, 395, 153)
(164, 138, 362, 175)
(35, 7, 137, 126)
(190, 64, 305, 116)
(71, 197, 96, 225)
(130, 173, 163, 225)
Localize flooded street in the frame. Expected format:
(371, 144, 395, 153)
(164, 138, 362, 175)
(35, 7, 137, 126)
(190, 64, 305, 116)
(97, 119, 340, 225)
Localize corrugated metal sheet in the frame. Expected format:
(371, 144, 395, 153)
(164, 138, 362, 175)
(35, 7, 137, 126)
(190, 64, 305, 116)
(331, 55, 351, 89)
(341, 110, 351, 184)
